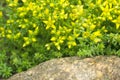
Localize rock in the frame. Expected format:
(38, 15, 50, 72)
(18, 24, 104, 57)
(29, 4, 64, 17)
(7, 56, 120, 80)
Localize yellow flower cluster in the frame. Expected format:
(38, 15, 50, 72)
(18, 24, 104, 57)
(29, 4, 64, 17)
(3, 0, 120, 50)
(41, 0, 83, 50)
(81, 0, 120, 43)
(98, 0, 120, 29)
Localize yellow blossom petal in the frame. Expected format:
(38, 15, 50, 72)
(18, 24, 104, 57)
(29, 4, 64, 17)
(32, 38, 37, 42)
(94, 38, 101, 43)
(50, 37, 56, 41)
(0, 11, 3, 17)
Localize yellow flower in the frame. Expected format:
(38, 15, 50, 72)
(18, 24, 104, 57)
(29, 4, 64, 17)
(94, 38, 101, 43)
(68, 42, 72, 48)
(1, 32, 5, 37)
(72, 41, 77, 46)
(90, 34, 95, 40)
(23, 37, 29, 41)
(104, 29, 108, 32)
(82, 32, 90, 38)
(38, 13, 42, 18)
(54, 42, 59, 46)
(67, 41, 76, 48)
(116, 24, 120, 29)
(14, 0, 18, 3)
(71, 22, 75, 26)
(93, 30, 102, 37)
(76, 5, 83, 16)
(44, 8, 49, 15)
(17, 7, 25, 12)
(53, 11, 58, 19)
(0, 11, 3, 17)
(28, 2, 35, 10)
(28, 30, 33, 35)
(59, 0, 65, 4)
(108, 16, 112, 20)
(50, 37, 56, 41)
(43, 17, 55, 29)
(23, 41, 30, 47)
(58, 36, 65, 44)
(0, 27, 4, 31)
(90, 24, 96, 30)
(101, 4, 112, 17)
(112, 16, 120, 29)
(68, 36, 74, 40)
(24, 19, 28, 23)
(57, 45, 60, 50)
(6, 34, 12, 39)
(14, 32, 21, 39)
(19, 24, 26, 28)
(82, 23, 88, 28)
(34, 27, 39, 35)
(62, 1, 69, 8)
(59, 9, 68, 19)
(7, 20, 14, 24)
(16, 32, 21, 37)
(90, 30, 102, 42)
(9, 3, 14, 7)
(89, 3, 95, 8)
(50, 3, 54, 7)
(66, 29, 72, 33)
(22, 0, 26, 3)
(70, 5, 83, 20)
(19, 12, 26, 17)
(6, 0, 10, 2)
(56, 31, 60, 35)
(102, 26, 108, 32)
(51, 29, 56, 34)
(7, 30, 12, 33)
(54, 42, 60, 50)
(45, 44, 51, 50)
(96, 0, 102, 5)
(33, 11, 37, 16)
(32, 38, 37, 42)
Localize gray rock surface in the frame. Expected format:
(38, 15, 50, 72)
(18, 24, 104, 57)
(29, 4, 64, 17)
(7, 56, 120, 80)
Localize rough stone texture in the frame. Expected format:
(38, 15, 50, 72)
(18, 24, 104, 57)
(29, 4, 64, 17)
(7, 56, 120, 80)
